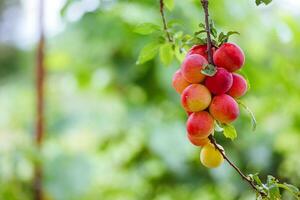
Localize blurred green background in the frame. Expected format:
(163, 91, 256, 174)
(0, 0, 300, 199)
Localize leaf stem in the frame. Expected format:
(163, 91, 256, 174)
(159, 0, 173, 43)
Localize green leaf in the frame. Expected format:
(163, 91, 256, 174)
(217, 31, 240, 45)
(218, 32, 226, 43)
(255, 0, 272, 6)
(136, 41, 161, 65)
(277, 183, 300, 199)
(134, 23, 161, 35)
(159, 43, 173, 66)
(266, 176, 281, 200)
(181, 34, 192, 42)
(269, 185, 281, 200)
(209, 20, 218, 38)
(194, 30, 207, 36)
(211, 27, 218, 38)
(164, 0, 174, 11)
(237, 100, 257, 131)
(198, 23, 206, 29)
(174, 46, 185, 62)
(227, 31, 240, 37)
(214, 121, 224, 132)
(249, 173, 263, 186)
(201, 64, 217, 76)
(223, 124, 237, 140)
(173, 31, 183, 39)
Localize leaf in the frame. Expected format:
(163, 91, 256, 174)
(181, 34, 192, 42)
(198, 23, 206, 29)
(249, 173, 263, 186)
(164, 0, 174, 11)
(209, 20, 218, 38)
(217, 31, 240, 45)
(134, 23, 161, 35)
(201, 64, 217, 76)
(267, 176, 281, 200)
(237, 100, 257, 131)
(173, 31, 183, 40)
(218, 32, 226, 43)
(167, 19, 181, 28)
(223, 124, 237, 140)
(211, 27, 218, 38)
(227, 31, 240, 37)
(269, 185, 281, 200)
(214, 121, 224, 132)
(255, 0, 272, 6)
(159, 43, 173, 66)
(136, 41, 161, 65)
(174, 46, 186, 62)
(277, 183, 300, 199)
(194, 30, 207, 36)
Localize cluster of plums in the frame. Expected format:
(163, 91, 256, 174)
(172, 43, 248, 168)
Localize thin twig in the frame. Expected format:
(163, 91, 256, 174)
(208, 135, 265, 196)
(34, 0, 45, 199)
(200, 0, 264, 196)
(200, 0, 214, 65)
(159, 0, 173, 43)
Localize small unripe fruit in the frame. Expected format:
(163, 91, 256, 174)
(187, 134, 209, 147)
(213, 43, 245, 72)
(186, 44, 215, 60)
(186, 111, 214, 139)
(181, 54, 208, 83)
(204, 67, 233, 95)
(181, 84, 211, 112)
(172, 70, 190, 94)
(227, 73, 248, 98)
(200, 143, 224, 168)
(209, 94, 239, 123)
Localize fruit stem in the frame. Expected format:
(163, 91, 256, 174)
(208, 135, 266, 197)
(200, 0, 214, 65)
(34, 0, 45, 199)
(159, 0, 173, 43)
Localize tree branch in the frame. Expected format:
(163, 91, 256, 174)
(208, 135, 266, 196)
(159, 0, 173, 43)
(34, 0, 45, 199)
(200, 0, 214, 65)
(200, 0, 264, 196)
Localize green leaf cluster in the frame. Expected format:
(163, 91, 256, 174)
(255, 0, 273, 6)
(249, 174, 300, 200)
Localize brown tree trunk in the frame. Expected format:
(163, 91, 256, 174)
(34, 0, 45, 199)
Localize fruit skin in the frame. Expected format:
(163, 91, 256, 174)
(172, 70, 190, 94)
(187, 134, 209, 147)
(181, 54, 208, 83)
(181, 84, 211, 112)
(209, 94, 239, 123)
(186, 111, 214, 139)
(200, 143, 224, 168)
(186, 111, 193, 116)
(213, 43, 245, 72)
(204, 67, 233, 95)
(227, 73, 248, 98)
(186, 44, 215, 60)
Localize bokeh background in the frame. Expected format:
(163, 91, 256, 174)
(0, 0, 300, 199)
